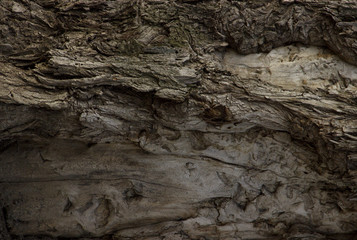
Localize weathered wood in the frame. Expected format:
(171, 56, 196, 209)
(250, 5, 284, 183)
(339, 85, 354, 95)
(1, 0, 357, 239)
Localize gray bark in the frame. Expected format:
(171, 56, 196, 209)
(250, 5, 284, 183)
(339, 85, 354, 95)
(1, 0, 357, 239)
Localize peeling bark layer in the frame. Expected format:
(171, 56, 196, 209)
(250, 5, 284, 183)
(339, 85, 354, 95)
(1, 0, 357, 239)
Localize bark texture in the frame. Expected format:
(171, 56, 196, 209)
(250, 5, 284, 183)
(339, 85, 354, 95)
(1, 0, 357, 239)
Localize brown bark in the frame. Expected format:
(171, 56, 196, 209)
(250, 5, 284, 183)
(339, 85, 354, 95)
(1, 0, 357, 239)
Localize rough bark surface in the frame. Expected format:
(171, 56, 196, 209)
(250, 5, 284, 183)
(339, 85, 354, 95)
(1, 0, 357, 239)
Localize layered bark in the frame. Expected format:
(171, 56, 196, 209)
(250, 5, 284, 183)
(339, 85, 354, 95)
(1, 0, 357, 239)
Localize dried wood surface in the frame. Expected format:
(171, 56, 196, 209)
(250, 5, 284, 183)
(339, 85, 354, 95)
(0, 0, 357, 239)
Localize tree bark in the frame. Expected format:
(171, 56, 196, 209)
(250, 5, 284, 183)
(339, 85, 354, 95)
(1, 0, 357, 239)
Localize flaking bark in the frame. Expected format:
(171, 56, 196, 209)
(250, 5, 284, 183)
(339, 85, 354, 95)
(1, 0, 357, 239)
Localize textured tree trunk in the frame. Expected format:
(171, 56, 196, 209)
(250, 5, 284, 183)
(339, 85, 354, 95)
(1, 0, 357, 239)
